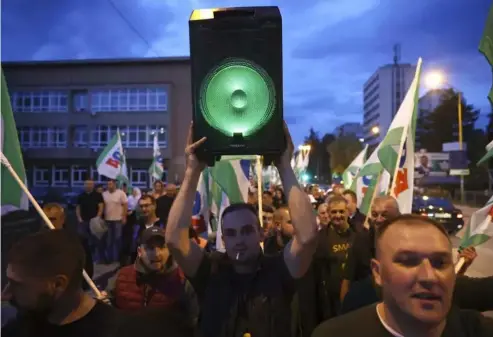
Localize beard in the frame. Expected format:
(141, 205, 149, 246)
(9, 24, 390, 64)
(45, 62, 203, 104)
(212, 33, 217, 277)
(11, 292, 57, 320)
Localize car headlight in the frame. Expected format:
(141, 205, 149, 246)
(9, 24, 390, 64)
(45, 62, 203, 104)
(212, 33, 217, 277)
(457, 213, 463, 219)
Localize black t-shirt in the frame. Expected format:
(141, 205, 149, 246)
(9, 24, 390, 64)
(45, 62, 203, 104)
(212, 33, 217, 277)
(1, 301, 120, 337)
(343, 229, 373, 282)
(349, 209, 366, 233)
(155, 195, 174, 226)
(189, 251, 295, 337)
(77, 191, 104, 221)
(312, 303, 493, 337)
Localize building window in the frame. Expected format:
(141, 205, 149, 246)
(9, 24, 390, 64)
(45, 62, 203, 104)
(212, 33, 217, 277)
(10, 91, 68, 113)
(71, 166, 88, 187)
(130, 168, 148, 188)
(73, 91, 88, 112)
(90, 167, 106, 184)
(17, 127, 67, 148)
(73, 126, 89, 147)
(33, 166, 50, 187)
(90, 87, 167, 112)
(52, 167, 69, 187)
(90, 125, 167, 149)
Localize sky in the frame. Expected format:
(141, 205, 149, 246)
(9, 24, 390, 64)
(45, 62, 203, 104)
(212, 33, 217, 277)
(1, 0, 492, 146)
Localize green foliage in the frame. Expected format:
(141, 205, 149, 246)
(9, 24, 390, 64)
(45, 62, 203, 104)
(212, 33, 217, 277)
(327, 135, 363, 174)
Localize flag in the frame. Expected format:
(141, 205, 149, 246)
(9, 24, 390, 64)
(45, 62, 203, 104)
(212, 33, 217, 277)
(117, 150, 130, 189)
(149, 133, 164, 181)
(192, 167, 210, 234)
(477, 140, 493, 166)
(459, 196, 493, 249)
(344, 145, 368, 190)
(96, 129, 128, 181)
(385, 58, 423, 213)
(479, 3, 493, 104)
(354, 152, 386, 216)
(209, 159, 251, 252)
(1, 70, 29, 215)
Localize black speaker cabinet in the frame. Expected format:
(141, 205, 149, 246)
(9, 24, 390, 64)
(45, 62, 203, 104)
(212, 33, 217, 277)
(189, 7, 285, 166)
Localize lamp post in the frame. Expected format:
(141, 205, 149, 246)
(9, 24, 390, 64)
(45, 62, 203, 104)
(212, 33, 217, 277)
(424, 71, 465, 205)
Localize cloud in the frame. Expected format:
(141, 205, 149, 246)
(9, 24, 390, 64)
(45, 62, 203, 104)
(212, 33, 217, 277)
(1, 0, 491, 145)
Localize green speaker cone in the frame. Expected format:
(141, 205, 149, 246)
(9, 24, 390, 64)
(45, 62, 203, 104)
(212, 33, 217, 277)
(199, 58, 276, 137)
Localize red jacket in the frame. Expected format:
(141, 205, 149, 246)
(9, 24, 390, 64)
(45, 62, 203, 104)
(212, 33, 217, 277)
(113, 263, 187, 311)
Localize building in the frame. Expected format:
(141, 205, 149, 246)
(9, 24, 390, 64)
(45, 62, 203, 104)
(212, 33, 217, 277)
(362, 63, 416, 145)
(416, 89, 447, 149)
(3, 57, 192, 195)
(333, 122, 364, 140)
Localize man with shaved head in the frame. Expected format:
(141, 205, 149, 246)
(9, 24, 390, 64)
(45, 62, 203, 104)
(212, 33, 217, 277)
(314, 215, 493, 337)
(340, 195, 401, 302)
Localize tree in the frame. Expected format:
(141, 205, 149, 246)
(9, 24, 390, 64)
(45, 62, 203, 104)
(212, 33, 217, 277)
(303, 128, 335, 183)
(417, 89, 483, 162)
(326, 135, 363, 174)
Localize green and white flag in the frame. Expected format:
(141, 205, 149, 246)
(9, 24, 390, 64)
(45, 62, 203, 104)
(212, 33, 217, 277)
(459, 196, 493, 249)
(383, 58, 422, 213)
(1, 70, 29, 215)
(343, 144, 368, 190)
(479, 3, 493, 104)
(149, 133, 164, 182)
(477, 140, 493, 166)
(96, 129, 128, 182)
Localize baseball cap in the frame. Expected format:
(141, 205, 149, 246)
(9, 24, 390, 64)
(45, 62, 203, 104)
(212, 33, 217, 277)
(140, 226, 165, 245)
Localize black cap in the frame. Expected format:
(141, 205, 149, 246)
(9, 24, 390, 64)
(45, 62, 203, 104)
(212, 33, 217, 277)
(140, 226, 165, 244)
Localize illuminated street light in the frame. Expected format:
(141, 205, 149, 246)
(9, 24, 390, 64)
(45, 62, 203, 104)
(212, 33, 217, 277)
(371, 126, 380, 135)
(424, 71, 446, 89)
(298, 144, 311, 151)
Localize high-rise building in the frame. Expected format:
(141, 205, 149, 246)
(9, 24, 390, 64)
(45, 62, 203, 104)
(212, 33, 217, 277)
(333, 122, 364, 140)
(362, 63, 417, 145)
(3, 57, 192, 197)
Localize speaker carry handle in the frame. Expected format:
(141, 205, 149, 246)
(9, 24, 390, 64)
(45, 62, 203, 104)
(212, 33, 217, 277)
(214, 9, 255, 19)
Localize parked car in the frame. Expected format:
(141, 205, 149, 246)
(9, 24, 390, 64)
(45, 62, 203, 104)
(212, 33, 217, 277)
(412, 195, 464, 234)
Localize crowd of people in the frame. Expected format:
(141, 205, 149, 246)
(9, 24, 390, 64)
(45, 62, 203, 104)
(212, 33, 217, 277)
(1, 123, 493, 337)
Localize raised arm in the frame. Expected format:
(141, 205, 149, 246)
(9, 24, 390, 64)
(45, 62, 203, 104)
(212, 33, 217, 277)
(279, 123, 318, 279)
(165, 124, 207, 277)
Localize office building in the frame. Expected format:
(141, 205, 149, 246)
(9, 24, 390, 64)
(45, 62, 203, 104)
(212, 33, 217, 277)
(333, 122, 364, 140)
(362, 63, 416, 145)
(3, 57, 192, 194)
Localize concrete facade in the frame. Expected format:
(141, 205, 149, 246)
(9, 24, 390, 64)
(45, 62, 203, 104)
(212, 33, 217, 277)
(3, 57, 192, 192)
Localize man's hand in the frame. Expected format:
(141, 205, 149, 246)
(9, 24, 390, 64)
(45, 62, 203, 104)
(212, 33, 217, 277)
(274, 121, 294, 169)
(185, 123, 207, 174)
(457, 246, 478, 275)
(98, 291, 112, 305)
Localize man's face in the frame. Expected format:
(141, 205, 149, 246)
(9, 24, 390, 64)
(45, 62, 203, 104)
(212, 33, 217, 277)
(372, 223, 455, 325)
(343, 194, 357, 215)
(262, 193, 273, 206)
(43, 207, 65, 230)
(262, 211, 274, 230)
(154, 182, 163, 193)
(370, 200, 399, 228)
(165, 184, 177, 197)
(84, 180, 94, 193)
(329, 201, 348, 229)
(138, 237, 170, 271)
(317, 204, 330, 227)
(107, 180, 116, 191)
(274, 208, 293, 237)
(139, 199, 156, 218)
(3, 265, 64, 317)
(222, 209, 261, 263)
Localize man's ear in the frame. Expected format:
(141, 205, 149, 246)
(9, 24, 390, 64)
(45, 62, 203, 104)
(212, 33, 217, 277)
(371, 258, 382, 287)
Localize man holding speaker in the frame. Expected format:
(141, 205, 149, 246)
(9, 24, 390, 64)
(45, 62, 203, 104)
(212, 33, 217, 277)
(166, 123, 318, 337)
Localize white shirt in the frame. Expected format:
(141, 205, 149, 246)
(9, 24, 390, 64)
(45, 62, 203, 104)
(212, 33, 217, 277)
(103, 189, 128, 221)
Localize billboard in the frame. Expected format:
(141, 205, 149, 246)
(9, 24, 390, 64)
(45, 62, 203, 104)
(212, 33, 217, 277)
(415, 150, 459, 185)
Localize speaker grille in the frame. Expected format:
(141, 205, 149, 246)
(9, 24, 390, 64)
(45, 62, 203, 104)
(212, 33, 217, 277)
(199, 58, 276, 137)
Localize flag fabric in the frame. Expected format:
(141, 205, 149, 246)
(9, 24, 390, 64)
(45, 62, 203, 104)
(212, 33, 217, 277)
(344, 145, 368, 190)
(1, 70, 29, 215)
(386, 58, 423, 213)
(192, 167, 210, 234)
(96, 130, 128, 181)
(479, 3, 493, 104)
(459, 196, 493, 249)
(117, 150, 130, 188)
(209, 159, 251, 252)
(149, 134, 164, 181)
(477, 140, 493, 166)
(354, 150, 387, 215)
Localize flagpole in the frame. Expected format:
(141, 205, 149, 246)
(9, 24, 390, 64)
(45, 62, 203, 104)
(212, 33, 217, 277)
(0, 152, 102, 298)
(256, 155, 264, 229)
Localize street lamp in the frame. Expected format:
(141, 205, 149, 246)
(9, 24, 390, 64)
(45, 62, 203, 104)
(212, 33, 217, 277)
(423, 70, 465, 204)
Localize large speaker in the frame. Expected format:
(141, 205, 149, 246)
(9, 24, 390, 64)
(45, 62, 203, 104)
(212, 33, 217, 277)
(189, 7, 285, 166)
